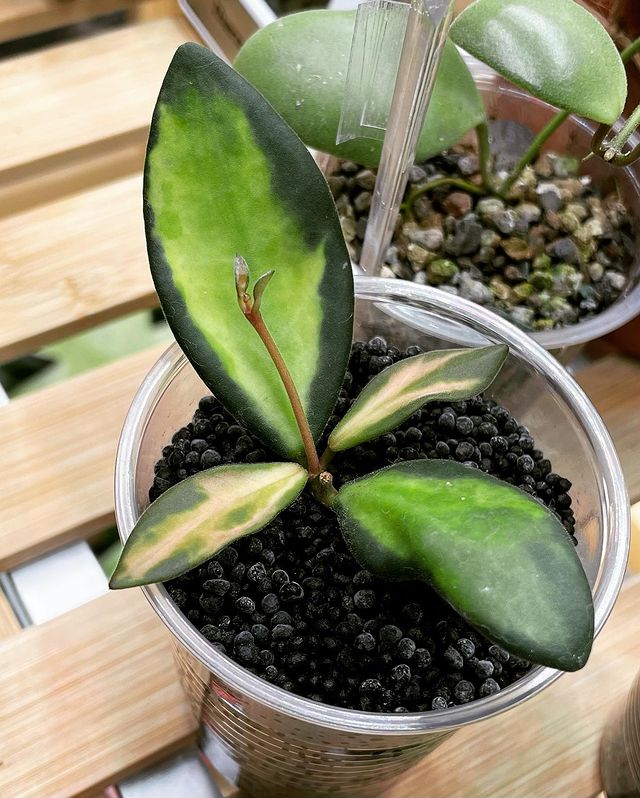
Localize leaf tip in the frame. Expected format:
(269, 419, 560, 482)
(108, 566, 135, 590)
(109, 553, 152, 590)
(493, 343, 509, 364)
(480, 344, 508, 385)
(253, 269, 275, 312)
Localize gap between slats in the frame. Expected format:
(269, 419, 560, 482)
(0, 0, 131, 42)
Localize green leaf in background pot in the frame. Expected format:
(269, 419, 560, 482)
(234, 11, 485, 168)
(145, 43, 353, 463)
(110, 462, 307, 588)
(329, 345, 507, 452)
(335, 460, 594, 671)
(450, 0, 626, 124)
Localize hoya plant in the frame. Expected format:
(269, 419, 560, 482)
(233, 0, 640, 198)
(110, 43, 594, 673)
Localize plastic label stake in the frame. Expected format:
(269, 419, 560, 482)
(340, 0, 455, 275)
(337, 1, 410, 146)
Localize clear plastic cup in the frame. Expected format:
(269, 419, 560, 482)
(331, 59, 640, 358)
(115, 277, 629, 798)
(471, 65, 640, 356)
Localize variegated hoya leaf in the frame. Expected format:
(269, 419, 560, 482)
(328, 345, 508, 452)
(110, 463, 307, 588)
(144, 44, 354, 463)
(335, 460, 594, 671)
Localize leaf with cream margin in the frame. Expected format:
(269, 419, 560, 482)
(110, 462, 307, 588)
(145, 43, 353, 463)
(329, 346, 507, 452)
(335, 459, 594, 671)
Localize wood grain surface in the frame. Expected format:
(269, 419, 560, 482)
(0, 174, 155, 361)
(0, 345, 164, 570)
(631, 503, 640, 573)
(0, 17, 191, 186)
(0, 589, 20, 639)
(0, 589, 197, 798)
(0, 129, 146, 218)
(0, 0, 130, 41)
(577, 354, 640, 503)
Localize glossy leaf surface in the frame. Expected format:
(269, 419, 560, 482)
(234, 11, 485, 167)
(145, 44, 353, 462)
(329, 345, 507, 452)
(335, 460, 594, 671)
(451, 0, 626, 124)
(110, 462, 307, 588)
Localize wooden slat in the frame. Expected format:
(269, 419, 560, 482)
(0, 588, 20, 639)
(0, 345, 165, 570)
(181, 0, 264, 59)
(0, 0, 130, 41)
(134, 0, 178, 22)
(577, 354, 640, 503)
(0, 174, 155, 361)
(0, 128, 146, 218)
(0, 589, 196, 798)
(631, 502, 640, 573)
(0, 17, 193, 206)
(388, 575, 640, 798)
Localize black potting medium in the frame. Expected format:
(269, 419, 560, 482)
(155, 339, 577, 713)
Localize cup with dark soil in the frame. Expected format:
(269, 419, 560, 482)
(115, 278, 628, 798)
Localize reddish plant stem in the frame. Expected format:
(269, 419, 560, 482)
(245, 308, 322, 477)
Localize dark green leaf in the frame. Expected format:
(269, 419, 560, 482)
(234, 11, 485, 167)
(145, 44, 354, 462)
(329, 345, 507, 452)
(451, 0, 626, 124)
(110, 462, 308, 588)
(335, 460, 593, 671)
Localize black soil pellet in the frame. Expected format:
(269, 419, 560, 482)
(157, 339, 577, 713)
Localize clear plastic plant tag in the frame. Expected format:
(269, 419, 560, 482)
(336, 1, 410, 145)
(356, 0, 456, 275)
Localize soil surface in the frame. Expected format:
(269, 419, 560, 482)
(331, 151, 633, 332)
(157, 340, 578, 713)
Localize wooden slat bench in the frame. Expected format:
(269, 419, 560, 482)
(0, 591, 196, 798)
(0, 14, 194, 215)
(1, 3, 639, 796)
(0, 0, 132, 42)
(0, 345, 165, 569)
(0, 175, 153, 361)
